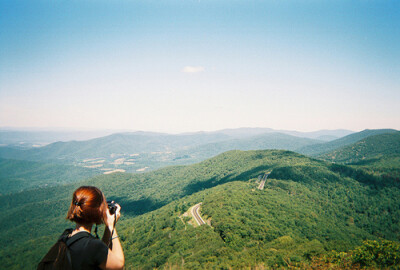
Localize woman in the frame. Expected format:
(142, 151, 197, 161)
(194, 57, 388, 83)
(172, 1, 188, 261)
(65, 186, 125, 270)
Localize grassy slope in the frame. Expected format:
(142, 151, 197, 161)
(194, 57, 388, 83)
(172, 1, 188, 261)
(296, 129, 398, 156)
(0, 150, 399, 269)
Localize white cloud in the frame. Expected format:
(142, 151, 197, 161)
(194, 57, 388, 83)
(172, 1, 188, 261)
(181, 66, 205, 73)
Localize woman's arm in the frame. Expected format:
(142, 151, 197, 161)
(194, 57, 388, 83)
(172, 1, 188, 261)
(100, 228, 125, 270)
(99, 203, 125, 270)
(102, 225, 112, 247)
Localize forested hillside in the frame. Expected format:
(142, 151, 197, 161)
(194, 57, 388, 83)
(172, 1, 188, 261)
(0, 150, 399, 269)
(176, 132, 322, 163)
(319, 132, 400, 164)
(296, 129, 398, 156)
(0, 131, 322, 173)
(0, 132, 230, 161)
(120, 178, 399, 268)
(0, 158, 100, 194)
(317, 132, 400, 183)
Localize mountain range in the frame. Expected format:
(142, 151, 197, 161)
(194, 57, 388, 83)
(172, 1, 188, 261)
(1, 148, 399, 268)
(0, 127, 354, 147)
(0, 129, 327, 173)
(296, 129, 398, 156)
(0, 127, 399, 268)
(0, 127, 353, 171)
(319, 132, 400, 163)
(0, 128, 395, 175)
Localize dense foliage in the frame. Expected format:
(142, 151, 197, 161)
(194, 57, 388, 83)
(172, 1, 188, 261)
(319, 132, 400, 164)
(352, 240, 400, 267)
(319, 132, 400, 183)
(1, 149, 399, 269)
(118, 164, 400, 268)
(296, 129, 398, 157)
(310, 240, 400, 269)
(0, 158, 100, 194)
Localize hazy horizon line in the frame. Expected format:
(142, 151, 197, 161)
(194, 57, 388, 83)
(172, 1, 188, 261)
(2, 125, 395, 135)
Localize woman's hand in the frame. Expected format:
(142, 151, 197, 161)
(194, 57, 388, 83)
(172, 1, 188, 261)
(105, 202, 121, 231)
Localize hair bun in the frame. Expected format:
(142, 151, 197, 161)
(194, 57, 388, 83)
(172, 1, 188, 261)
(67, 186, 106, 225)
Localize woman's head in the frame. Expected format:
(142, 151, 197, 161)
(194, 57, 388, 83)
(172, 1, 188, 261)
(67, 186, 107, 225)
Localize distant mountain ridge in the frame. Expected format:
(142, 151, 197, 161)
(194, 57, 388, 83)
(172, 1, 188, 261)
(319, 132, 400, 164)
(177, 132, 323, 163)
(2, 128, 396, 174)
(0, 131, 323, 172)
(0, 127, 355, 160)
(181, 127, 353, 140)
(296, 129, 398, 156)
(0, 129, 118, 147)
(0, 132, 232, 161)
(0, 127, 353, 147)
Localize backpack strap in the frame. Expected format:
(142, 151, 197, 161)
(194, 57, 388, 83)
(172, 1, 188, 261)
(58, 229, 91, 269)
(55, 229, 74, 269)
(63, 230, 91, 247)
(59, 229, 73, 241)
(37, 229, 75, 270)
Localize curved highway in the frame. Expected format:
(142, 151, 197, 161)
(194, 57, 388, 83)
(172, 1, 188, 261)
(191, 203, 206, 226)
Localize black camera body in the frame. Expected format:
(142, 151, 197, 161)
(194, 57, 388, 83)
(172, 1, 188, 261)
(107, 200, 117, 215)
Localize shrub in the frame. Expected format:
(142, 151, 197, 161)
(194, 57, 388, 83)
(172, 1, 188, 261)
(352, 240, 400, 267)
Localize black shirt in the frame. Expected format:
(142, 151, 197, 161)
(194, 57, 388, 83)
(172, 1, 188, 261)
(67, 231, 108, 270)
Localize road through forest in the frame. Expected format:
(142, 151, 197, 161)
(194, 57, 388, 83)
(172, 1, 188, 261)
(258, 172, 270, 190)
(191, 203, 206, 226)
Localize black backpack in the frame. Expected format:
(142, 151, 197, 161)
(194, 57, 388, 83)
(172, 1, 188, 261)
(37, 229, 86, 270)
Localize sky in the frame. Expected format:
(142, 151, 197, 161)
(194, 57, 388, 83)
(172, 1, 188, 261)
(0, 0, 399, 133)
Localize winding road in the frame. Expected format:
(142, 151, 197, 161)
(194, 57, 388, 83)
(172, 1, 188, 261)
(191, 203, 206, 226)
(258, 172, 271, 190)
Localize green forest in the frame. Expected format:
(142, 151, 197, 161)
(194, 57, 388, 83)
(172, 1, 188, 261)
(0, 130, 399, 269)
(0, 158, 99, 194)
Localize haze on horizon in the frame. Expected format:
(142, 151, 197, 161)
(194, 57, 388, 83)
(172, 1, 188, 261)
(1, 0, 399, 134)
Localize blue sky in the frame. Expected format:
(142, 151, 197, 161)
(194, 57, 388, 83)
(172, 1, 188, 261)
(0, 0, 399, 133)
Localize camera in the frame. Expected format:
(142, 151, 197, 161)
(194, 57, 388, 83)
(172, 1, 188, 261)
(107, 200, 117, 215)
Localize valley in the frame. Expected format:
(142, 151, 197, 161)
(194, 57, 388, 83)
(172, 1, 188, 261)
(0, 129, 348, 176)
(0, 128, 399, 269)
(3, 0, 399, 268)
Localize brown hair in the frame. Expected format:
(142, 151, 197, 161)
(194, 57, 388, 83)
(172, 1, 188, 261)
(66, 186, 107, 225)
